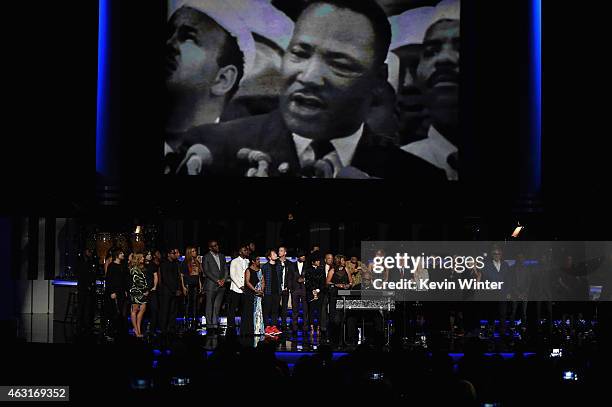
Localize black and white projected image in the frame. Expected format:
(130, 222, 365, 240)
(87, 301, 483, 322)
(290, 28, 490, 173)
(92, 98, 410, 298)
(164, 0, 459, 180)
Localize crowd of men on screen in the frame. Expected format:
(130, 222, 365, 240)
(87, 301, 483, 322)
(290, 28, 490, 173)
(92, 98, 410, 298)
(79, 239, 521, 345)
(164, 0, 461, 180)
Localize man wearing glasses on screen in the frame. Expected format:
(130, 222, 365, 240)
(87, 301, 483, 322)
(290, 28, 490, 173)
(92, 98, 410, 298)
(177, 0, 444, 180)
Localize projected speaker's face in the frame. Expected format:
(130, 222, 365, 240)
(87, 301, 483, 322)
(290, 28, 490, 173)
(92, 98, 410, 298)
(279, 4, 378, 140)
(417, 19, 460, 134)
(165, 7, 226, 94)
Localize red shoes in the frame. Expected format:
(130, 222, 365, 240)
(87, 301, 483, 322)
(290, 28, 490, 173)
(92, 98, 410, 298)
(264, 326, 283, 335)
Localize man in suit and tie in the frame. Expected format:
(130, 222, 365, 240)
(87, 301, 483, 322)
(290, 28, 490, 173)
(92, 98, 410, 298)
(202, 240, 228, 333)
(159, 248, 182, 337)
(319, 252, 335, 337)
(278, 246, 295, 332)
(483, 245, 512, 334)
(288, 250, 308, 336)
(175, 0, 445, 180)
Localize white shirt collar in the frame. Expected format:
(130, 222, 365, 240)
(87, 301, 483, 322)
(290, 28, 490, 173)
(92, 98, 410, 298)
(292, 134, 312, 159)
(330, 124, 364, 167)
(401, 125, 458, 180)
(428, 125, 456, 153)
(292, 123, 364, 168)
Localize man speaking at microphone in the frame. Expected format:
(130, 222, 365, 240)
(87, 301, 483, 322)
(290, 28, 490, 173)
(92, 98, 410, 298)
(178, 0, 445, 180)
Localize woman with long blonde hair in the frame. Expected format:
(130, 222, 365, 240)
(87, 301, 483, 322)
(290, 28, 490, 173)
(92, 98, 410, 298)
(182, 246, 203, 329)
(129, 253, 148, 338)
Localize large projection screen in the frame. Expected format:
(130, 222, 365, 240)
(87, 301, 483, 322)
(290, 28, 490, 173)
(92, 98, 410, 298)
(164, 0, 460, 181)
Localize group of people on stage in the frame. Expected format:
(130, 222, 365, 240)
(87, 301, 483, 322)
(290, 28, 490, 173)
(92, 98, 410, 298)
(96, 240, 229, 341)
(81, 239, 379, 344)
(235, 246, 368, 343)
(74, 240, 605, 344)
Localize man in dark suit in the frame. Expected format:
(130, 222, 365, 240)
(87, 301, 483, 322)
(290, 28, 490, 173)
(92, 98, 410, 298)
(482, 245, 512, 334)
(278, 246, 295, 331)
(175, 0, 445, 181)
(104, 248, 128, 341)
(289, 251, 308, 335)
(482, 246, 512, 295)
(305, 251, 326, 333)
(202, 240, 228, 332)
(262, 249, 282, 333)
(159, 248, 182, 337)
(76, 248, 97, 336)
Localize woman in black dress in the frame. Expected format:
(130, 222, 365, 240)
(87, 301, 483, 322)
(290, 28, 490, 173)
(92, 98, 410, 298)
(326, 255, 352, 345)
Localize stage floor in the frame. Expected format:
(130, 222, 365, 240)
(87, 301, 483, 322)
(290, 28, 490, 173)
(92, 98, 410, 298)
(15, 313, 599, 356)
(7, 314, 606, 405)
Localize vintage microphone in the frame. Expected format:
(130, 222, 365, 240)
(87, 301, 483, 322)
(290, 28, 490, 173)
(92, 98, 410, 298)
(176, 144, 213, 175)
(313, 158, 334, 178)
(237, 148, 271, 177)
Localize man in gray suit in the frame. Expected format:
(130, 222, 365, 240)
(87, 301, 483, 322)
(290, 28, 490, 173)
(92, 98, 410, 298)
(202, 240, 228, 332)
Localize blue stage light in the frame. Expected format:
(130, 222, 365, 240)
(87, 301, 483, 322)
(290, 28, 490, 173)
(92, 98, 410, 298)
(530, 0, 542, 191)
(96, 0, 110, 175)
